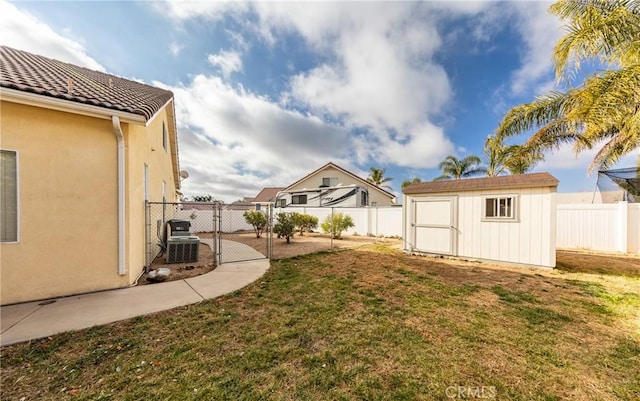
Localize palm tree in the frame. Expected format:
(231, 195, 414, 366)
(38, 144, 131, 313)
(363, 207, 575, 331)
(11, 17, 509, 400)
(401, 177, 422, 189)
(494, 0, 640, 172)
(483, 136, 511, 177)
(367, 167, 393, 190)
(484, 135, 544, 175)
(434, 155, 485, 181)
(504, 145, 545, 175)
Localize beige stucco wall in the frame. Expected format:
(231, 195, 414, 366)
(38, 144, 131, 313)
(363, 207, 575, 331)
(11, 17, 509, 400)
(0, 101, 179, 304)
(124, 105, 178, 281)
(287, 165, 396, 206)
(1, 102, 125, 304)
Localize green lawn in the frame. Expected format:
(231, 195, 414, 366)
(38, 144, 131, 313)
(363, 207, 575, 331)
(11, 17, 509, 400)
(2, 246, 639, 400)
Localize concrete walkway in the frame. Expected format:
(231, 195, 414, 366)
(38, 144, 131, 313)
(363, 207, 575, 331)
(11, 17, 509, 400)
(0, 240, 269, 347)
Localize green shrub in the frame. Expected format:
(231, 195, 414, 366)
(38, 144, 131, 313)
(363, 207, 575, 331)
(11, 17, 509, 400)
(243, 210, 267, 238)
(273, 212, 296, 243)
(293, 213, 319, 236)
(321, 213, 355, 239)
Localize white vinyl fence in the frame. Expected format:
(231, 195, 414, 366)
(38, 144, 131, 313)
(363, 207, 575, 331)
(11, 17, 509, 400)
(557, 202, 640, 254)
(280, 206, 404, 237)
(177, 202, 639, 254)
(178, 206, 404, 237)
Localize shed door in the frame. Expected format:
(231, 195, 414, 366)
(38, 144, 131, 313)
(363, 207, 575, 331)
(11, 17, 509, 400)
(412, 197, 457, 255)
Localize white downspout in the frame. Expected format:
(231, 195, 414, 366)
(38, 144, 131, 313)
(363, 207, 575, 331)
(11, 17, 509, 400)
(112, 116, 126, 275)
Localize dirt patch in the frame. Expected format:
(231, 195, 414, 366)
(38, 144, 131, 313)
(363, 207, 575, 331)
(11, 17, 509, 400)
(200, 231, 402, 259)
(556, 249, 640, 277)
(137, 241, 216, 286)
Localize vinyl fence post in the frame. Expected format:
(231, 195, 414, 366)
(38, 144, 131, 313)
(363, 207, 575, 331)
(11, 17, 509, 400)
(330, 207, 334, 251)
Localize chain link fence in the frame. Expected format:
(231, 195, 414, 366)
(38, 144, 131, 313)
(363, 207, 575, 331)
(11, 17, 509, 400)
(145, 202, 391, 266)
(145, 201, 272, 267)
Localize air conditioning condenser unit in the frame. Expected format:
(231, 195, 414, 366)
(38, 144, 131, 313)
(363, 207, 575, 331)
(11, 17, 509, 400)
(166, 237, 199, 263)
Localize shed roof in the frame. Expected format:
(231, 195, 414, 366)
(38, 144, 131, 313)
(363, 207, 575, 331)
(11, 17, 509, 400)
(403, 172, 558, 195)
(0, 46, 173, 121)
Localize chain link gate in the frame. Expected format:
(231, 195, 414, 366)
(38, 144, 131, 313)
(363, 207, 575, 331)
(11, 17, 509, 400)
(218, 204, 272, 263)
(145, 201, 271, 269)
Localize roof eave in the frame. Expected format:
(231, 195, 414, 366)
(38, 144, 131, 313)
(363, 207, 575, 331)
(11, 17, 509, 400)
(1, 87, 146, 125)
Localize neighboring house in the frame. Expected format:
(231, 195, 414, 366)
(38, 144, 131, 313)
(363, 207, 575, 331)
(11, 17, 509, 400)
(252, 187, 284, 210)
(402, 173, 558, 268)
(0, 46, 180, 305)
(276, 162, 396, 208)
(223, 198, 255, 211)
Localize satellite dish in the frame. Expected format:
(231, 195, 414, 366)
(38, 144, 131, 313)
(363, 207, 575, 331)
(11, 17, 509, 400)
(179, 170, 189, 180)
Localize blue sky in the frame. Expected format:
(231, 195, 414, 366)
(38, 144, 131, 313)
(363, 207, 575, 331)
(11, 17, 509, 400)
(2, 0, 637, 203)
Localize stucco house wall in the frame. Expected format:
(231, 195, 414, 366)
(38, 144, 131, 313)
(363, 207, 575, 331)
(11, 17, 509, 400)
(0, 46, 180, 304)
(1, 102, 126, 303)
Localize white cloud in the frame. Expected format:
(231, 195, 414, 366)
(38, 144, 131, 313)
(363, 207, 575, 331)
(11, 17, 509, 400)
(508, 1, 562, 96)
(0, 0, 104, 71)
(208, 50, 243, 79)
(537, 143, 639, 171)
(169, 41, 183, 56)
(156, 75, 353, 201)
(253, 2, 454, 168)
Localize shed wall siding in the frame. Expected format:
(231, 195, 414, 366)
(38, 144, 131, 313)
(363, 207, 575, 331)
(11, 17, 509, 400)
(404, 187, 556, 268)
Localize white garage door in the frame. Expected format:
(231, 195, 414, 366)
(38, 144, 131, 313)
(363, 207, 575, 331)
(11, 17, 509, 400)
(412, 197, 457, 255)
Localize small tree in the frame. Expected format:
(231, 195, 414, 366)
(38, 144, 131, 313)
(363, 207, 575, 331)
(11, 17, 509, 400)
(243, 210, 267, 238)
(321, 213, 355, 239)
(293, 213, 318, 236)
(273, 212, 296, 243)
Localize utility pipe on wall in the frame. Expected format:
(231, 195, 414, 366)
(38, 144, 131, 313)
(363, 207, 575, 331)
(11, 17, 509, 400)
(111, 116, 126, 275)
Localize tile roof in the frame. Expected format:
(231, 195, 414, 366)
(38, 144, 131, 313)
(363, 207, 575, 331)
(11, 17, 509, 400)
(253, 187, 284, 203)
(1, 46, 173, 121)
(402, 172, 558, 194)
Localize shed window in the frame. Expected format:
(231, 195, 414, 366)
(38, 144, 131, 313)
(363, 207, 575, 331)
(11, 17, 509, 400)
(484, 196, 517, 220)
(292, 195, 307, 205)
(322, 177, 338, 187)
(1, 150, 18, 242)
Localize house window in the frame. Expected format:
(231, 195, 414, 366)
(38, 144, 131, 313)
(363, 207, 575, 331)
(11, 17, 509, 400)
(361, 191, 369, 207)
(1, 150, 18, 242)
(484, 196, 517, 221)
(256, 204, 261, 211)
(322, 177, 338, 187)
(162, 121, 168, 151)
(292, 194, 307, 205)
(277, 199, 286, 208)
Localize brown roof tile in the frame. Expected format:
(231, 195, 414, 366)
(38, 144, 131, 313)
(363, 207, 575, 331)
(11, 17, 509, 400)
(253, 187, 284, 203)
(402, 172, 558, 194)
(1, 46, 173, 121)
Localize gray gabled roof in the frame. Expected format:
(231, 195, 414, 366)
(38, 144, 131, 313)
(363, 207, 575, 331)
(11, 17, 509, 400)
(403, 172, 558, 194)
(284, 162, 396, 199)
(0, 46, 173, 121)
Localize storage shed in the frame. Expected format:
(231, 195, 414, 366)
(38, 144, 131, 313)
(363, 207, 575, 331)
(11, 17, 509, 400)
(402, 173, 559, 268)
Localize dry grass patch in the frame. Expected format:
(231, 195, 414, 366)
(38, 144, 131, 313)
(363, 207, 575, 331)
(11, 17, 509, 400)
(2, 246, 639, 400)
